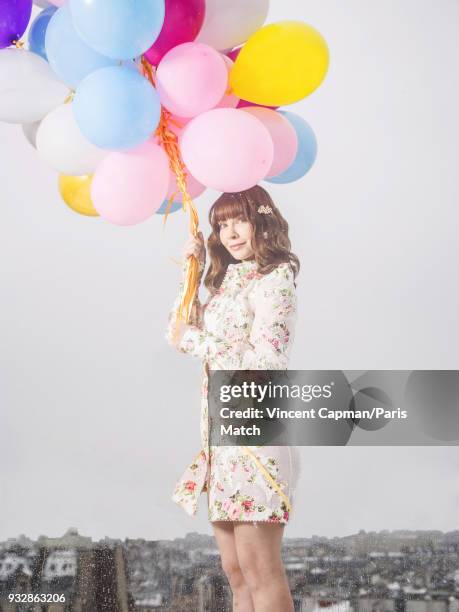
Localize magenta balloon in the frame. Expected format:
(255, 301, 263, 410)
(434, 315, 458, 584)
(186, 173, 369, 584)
(226, 47, 241, 62)
(0, 0, 32, 49)
(237, 99, 278, 110)
(180, 108, 274, 192)
(145, 0, 205, 66)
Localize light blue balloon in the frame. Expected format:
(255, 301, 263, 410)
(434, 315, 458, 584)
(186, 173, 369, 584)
(266, 111, 318, 184)
(73, 65, 161, 150)
(45, 5, 117, 88)
(124, 58, 141, 72)
(156, 200, 182, 215)
(69, 0, 166, 60)
(28, 6, 57, 61)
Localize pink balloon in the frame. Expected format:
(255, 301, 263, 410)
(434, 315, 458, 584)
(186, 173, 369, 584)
(91, 141, 170, 226)
(240, 107, 298, 178)
(149, 115, 190, 145)
(145, 0, 206, 66)
(214, 55, 240, 109)
(180, 108, 274, 192)
(48, 0, 64, 5)
(166, 168, 206, 202)
(156, 42, 228, 118)
(167, 114, 191, 139)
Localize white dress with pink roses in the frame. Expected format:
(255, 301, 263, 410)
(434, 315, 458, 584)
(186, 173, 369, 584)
(165, 258, 301, 524)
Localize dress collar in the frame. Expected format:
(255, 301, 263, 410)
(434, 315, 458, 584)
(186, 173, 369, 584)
(219, 259, 259, 292)
(227, 259, 258, 270)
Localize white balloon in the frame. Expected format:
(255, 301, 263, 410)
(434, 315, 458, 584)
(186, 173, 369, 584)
(36, 103, 107, 175)
(22, 121, 41, 149)
(196, 0, 269, 51)
(0, 49, 69, 124)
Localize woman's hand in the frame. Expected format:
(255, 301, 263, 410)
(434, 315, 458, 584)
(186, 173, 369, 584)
(183, 231, 206, 268)
(170, 318, 189, 348)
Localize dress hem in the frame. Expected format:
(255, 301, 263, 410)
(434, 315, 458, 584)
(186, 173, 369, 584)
(209, 518, 288, 525)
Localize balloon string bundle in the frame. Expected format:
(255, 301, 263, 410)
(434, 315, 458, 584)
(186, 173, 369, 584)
(141, 56, 200, 343)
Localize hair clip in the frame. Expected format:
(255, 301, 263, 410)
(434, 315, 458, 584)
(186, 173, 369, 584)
(258, 205, 273, 214)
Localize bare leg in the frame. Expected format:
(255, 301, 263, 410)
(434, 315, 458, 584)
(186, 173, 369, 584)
(212, 521, 255, 612)
(234, 522, 294, 612)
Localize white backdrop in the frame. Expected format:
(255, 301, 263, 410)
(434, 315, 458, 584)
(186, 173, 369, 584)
(1, 0, 458, 541)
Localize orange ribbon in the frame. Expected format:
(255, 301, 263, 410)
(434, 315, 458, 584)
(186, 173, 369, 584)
(141, 57, 200, 343)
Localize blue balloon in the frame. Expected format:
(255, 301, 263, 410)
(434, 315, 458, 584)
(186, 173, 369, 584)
(124, 58, 141, 72)
(45, 6, 117, 88)
(156, 200, 183, 215)
(69, 0, 165, 60)
(266, 111, 318, 184)
(73, 66, 161, 150)
(28, 6, 56, 61)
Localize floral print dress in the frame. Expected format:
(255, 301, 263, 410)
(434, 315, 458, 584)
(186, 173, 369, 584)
(165, 258, 301, 524)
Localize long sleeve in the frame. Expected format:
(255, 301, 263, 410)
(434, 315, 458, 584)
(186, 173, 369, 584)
(174, 263, 297, 369)
(240, 264, 297, 370)
(165, 257, 206, 348)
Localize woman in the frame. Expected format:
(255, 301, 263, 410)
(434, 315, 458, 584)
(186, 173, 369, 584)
(166, 185, 301, 611)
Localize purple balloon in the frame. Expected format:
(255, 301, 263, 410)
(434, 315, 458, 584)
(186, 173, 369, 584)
(144, 0, 205, 66)
(0, 0, 33, 49)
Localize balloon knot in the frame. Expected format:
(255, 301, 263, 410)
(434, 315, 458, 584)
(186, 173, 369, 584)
(64, 91, 75, 104)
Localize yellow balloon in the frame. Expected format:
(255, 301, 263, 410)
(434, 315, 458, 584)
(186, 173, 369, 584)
(230, 21, 329, 107)
(58, 174, 99, 217)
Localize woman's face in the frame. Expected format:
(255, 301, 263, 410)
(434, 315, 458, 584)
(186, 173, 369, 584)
(218, 215, 255, 261)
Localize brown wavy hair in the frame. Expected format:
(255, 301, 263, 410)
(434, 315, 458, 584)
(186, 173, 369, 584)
(203, 185, 300, 293)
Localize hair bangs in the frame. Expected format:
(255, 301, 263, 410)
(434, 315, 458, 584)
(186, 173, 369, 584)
(210, 193, 248, 227)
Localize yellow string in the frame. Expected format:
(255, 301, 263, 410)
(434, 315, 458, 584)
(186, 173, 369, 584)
(241, 446, 292, 513)
(11, 40, 25, 49)
(161, 193, 177, 231)
(141, 56, 200, 342)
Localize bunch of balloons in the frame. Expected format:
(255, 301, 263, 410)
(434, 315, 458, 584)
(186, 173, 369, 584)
(0, 0, 329, 226)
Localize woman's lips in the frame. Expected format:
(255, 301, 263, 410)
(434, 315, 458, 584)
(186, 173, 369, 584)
(230, 242, 245, 250)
